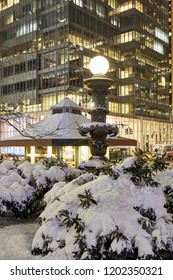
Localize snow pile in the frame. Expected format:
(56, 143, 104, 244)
(31, 159, 173, 260)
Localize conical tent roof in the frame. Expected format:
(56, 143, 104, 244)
(5, 98, 90, 141)
(24, 110, 90, 140)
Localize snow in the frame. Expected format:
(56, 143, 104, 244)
(24, 112, 90, 139)
(32, 166, 65, 186)
(0, 157, 173, 259)
(0, 171, 28, 188)
(80, 122, 118, 129)
(51, 98, 82, 109)
(0, 223, 40, 260)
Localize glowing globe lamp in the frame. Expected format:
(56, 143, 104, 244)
(89, 56, 109, 75)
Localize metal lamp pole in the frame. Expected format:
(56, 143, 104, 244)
(79, 56, 119, 167)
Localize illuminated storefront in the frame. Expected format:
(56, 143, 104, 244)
(25, 145, 90, 166)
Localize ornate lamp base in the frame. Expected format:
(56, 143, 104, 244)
(84, 155, 108, 172)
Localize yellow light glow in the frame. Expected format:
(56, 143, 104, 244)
(89, 56, 109, 75)
(30, 146, 35, 164)
(47, 146, 52, 157)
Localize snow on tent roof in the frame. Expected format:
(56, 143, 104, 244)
(51, 98, 82, 110)
(0, 98, 90, 144)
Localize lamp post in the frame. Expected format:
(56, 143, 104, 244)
(79, 56, 119, 168)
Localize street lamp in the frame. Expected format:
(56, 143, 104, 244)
(89, 55, 109, 75)
(79, 56, 119, 168)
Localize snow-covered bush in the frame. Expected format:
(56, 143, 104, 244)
(1, 152, 173, 259)
(0, 160, 35, 217)
(41, 157, 68, 169)
(31, 153, 173, 259)
(0, 184, 11, 216)
(0, 158, 85, 218)
(155, 168, 173, 215)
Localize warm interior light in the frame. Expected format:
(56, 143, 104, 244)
(89, 56, 109, 75)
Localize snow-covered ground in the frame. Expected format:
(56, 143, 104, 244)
(0, 222, 39, 260)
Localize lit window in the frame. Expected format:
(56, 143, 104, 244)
(122, 104, 130, 114)
(16, 20, 37, 37)
(154, 41, 164, 55)
(73, 0, 83, 8)
(155, 28, 169, 43)
(96, 4, 105, 18)
(119, 31, 134, 43)
(119, 1, 132, 12)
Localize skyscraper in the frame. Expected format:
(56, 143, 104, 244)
(169, 0, 173, 114)
(0, 0, 172, 155)
(118, 0, 170, 120)
(0, 0, 119, 112)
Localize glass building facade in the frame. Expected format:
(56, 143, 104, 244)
(118, 0, 170, 120)
(169, 0, 173, 113)
(0, 0, 172, 153)
(0, 0, 119, 113)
